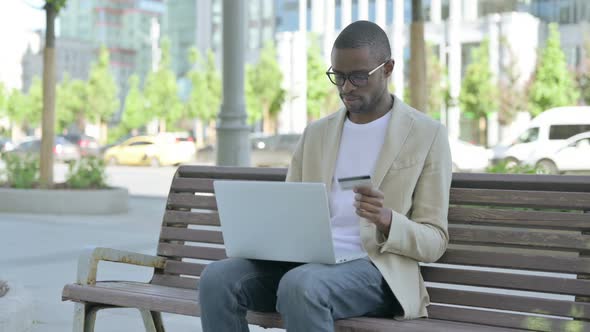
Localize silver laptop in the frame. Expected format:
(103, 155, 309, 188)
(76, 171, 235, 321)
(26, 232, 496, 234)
(213, 180, 367, 264)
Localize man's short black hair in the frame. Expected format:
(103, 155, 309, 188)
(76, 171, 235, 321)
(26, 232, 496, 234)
(333, 20, 392, 63)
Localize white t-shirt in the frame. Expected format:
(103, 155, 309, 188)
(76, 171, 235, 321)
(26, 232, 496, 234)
(329, 110, 392, 254)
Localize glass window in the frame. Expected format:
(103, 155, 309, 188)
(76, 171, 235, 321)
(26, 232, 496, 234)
(549, 125, 590, 140)
(516, 127, 539, 144)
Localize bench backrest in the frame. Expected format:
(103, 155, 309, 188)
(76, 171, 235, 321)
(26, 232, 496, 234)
(152, 165, 590, 332)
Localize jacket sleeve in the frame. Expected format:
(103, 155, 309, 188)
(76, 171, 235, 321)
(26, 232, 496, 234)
(285, 127, 307, 182)
(377, 125, 452, 263)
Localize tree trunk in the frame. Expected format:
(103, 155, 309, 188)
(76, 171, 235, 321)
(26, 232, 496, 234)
(40, 3, 57, 188)
(409, 0, 427, 112)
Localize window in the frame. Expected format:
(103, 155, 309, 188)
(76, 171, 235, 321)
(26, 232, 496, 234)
(516, 127, 539, 144)
(549, 125, 590, 140)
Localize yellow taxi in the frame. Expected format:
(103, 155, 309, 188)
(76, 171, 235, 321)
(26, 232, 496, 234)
(104, 135, 196, 167)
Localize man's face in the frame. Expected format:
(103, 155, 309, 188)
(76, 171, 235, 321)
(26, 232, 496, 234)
(329, 47, 392, 114)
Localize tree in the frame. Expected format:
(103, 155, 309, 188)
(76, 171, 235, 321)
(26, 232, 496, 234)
(144, 38, 182, 132)
(575, 39, 590, 105)
(306, 37, 336, 121)
(56, 74, 88, 134)
(120, 74, 148, 131)
(186, 48, 221, 145)
(409, 0, 427, 112)
(245, 42, 285, 134)
(40, 0, 67, 187)
(87, 47, 119, 128)
(528, 23, 580, 116)
(186, 48, 221, 123)
(425, 44, 448, 120)
(498, 38, 527, 126)
(6, 78, 43, 132)
(459, 39, 498, 146)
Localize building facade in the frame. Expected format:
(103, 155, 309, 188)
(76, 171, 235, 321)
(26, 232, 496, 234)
(273, 0, 589, 144)
(59, 0, 166, 106)
(21, 32, 94, 92)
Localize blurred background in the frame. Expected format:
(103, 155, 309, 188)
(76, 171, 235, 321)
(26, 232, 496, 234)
(0, 0, 589, 176)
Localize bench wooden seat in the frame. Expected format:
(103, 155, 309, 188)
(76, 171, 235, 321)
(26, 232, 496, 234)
(62, 165, 590, 332)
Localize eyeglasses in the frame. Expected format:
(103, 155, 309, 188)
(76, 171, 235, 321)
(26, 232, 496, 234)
(325, 61, 388, 87)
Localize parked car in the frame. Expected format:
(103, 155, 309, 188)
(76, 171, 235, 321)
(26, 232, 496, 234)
(7, 136, 80, 163)
(0, 137, 15, 156)
(63, 133, 100, 157)
(103, 135, 195, 167)
(196, 134, 301, 167)
(522, 131, 590, 174)
(449, 139, 491, 172)
(492, 106, 590, 166)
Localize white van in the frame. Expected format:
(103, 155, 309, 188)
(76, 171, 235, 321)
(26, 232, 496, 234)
(492, 106, 590, 165)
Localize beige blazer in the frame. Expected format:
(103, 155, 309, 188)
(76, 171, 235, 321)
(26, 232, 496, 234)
(286, 96, 452, 320)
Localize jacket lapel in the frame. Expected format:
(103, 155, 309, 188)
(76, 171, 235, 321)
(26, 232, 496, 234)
(322, 109, 347, 192)
(372, 97, 414, 188)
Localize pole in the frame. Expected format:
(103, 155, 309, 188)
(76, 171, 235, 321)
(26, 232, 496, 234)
(216, 0, 250, 166)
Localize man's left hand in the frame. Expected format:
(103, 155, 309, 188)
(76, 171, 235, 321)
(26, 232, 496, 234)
(353, 186, 392, 236)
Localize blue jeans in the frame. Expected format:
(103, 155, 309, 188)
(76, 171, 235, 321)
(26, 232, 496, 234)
(199, 258, 402, 332)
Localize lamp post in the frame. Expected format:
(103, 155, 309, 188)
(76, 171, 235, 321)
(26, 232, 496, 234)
(216, 0, 250, 166)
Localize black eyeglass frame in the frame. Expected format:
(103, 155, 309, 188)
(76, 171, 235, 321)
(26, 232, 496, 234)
(325, 60, 389, 87)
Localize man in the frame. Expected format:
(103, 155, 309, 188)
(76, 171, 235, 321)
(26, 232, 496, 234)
(199, 21, 452, 331)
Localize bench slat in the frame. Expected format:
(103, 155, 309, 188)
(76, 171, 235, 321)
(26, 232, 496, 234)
(170, 178, 215, 193)
(160, 227, 224, 244)
(449, 206, 590, 231)
(439, 249, 590, 274)
(151, 274, 199, 290)
(451, 173, 590, 193)
(177, 165, 286, 181)
(164, 261, 207, 277)
(428, 288, 590, 320)
(163, 210, 220, 226)
(428, 304, 590, 332)
(450, 188, 590, 210)
(167, 194, 217, 210)
(448, 226, 589, 251)
(157, 243, 226, 261)
(422, 266, 590, 297)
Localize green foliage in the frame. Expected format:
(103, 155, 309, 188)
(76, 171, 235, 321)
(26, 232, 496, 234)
(121, 74, 148, 130)
(66, 157, 108, 189)
(87, 47, 119, 124)
(245, 42, 286, 126)
(459, 39, 498, 121)
(425, 44, 448, 120)
(576, 40, 590, 105)
(307, 36, 335, 120)
(45, 0, 67, 12)
(528, 24, 580, 116)
(6, 78, 42, 128)
(498, 38, 528, 125)
(0, 153, 39, 189)
(57, 74, 88, 133)
(485, 160, 540, 174)
(186, 48, 221, 123)
(144, 38, 183, 128)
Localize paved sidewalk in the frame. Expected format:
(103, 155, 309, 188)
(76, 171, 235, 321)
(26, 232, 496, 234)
(0, 196, 283, 332)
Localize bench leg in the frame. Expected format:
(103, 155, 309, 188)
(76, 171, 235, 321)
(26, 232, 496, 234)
(73, 303, 102, 332)
(140, 309, 165, 332)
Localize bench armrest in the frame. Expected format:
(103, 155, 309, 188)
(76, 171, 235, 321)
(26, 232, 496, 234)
(77, 246, 167, 285)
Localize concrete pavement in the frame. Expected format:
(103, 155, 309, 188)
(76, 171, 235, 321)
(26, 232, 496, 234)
(0, 195, 283, 332)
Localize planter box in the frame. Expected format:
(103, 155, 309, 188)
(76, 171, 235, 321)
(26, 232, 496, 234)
(0, 187, 128, 214)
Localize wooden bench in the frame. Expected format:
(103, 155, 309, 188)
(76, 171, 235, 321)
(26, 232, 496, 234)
(62, 165, 590, 331)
